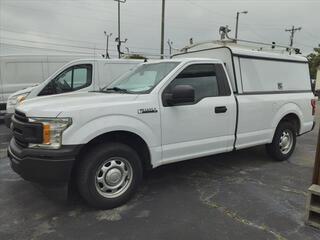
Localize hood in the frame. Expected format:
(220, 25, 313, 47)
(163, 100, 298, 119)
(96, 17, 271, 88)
(9, 85, 38, 98)
(16, 92, 139, 118)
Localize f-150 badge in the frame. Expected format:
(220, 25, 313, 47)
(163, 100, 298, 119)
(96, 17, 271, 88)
(137, 108, 158, 114)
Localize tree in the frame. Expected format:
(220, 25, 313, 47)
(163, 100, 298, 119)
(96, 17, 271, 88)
(124, 54, 146, 60)
(307, 47, 320, 79)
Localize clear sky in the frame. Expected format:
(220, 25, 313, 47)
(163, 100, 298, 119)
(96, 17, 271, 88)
(0, 0, 319, 57)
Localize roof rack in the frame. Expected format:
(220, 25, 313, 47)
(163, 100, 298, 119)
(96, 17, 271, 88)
(181, 30, 300, 55)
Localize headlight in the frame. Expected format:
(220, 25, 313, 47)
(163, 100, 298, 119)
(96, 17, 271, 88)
(29, 117, 72, 149)
(7, 92, 30, 109)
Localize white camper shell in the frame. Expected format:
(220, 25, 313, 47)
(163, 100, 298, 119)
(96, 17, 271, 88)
(173, 43, 310, 94)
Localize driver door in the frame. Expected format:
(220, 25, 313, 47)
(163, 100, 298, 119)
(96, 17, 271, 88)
(160, 63, 236, 164)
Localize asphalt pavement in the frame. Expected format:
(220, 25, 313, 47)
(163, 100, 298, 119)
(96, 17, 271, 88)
(1, 109, 320, 240)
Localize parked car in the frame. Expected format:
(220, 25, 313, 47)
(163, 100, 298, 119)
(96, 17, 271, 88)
(0, 54, 96, 116)
(4, 58, 141, 128)
(8, 44, 315, 209)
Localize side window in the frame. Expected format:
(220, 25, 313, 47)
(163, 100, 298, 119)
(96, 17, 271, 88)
(55, 69, 73, 93)
(72, 65, 92, 90)
(39, 64, 92, 96)
(162, 64, 231, 106)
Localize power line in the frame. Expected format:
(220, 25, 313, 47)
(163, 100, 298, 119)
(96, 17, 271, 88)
(0, 27, 101, 46)
(0, 37, 112, 52)
(1, 39, 169, 57)
(0, 42, 97, 55)
(0, 31, 165, 52)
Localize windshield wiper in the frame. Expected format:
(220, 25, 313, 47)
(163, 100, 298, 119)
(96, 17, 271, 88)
(104, 87, 130, 93)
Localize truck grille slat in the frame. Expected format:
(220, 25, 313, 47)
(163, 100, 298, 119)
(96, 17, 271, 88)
(14, 110, 28, 123)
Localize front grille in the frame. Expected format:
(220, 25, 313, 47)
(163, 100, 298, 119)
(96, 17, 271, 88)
(12, 110, 43, 148)
(15, 138, 28, 148)
(14, 110, 28, 123)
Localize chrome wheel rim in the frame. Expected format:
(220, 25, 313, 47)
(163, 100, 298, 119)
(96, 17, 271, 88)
(279, 130, 293, 154)
(95, 157, 133, 198)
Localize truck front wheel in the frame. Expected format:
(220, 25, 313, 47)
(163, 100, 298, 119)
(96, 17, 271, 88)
(76, 142, 143, 209)
(266, 121, 296, 161)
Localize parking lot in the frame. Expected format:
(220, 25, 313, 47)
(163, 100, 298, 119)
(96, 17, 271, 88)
(1, 107, 320, 240)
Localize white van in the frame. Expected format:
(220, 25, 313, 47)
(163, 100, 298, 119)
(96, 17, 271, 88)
(0, 55, 98, 115)
(4, 58, 141, 127)
(8, 42, 315, 209)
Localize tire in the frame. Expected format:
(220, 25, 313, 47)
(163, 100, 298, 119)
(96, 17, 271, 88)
(76, 142, 143, 209)
(266, 121, 297, 161)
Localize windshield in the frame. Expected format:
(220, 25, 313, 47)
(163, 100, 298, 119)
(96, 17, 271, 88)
(103, 62, 180, 94)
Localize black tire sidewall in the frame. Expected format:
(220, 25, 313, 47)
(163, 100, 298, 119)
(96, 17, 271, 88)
(77, 143, 143, 209)
(268, 122, 296, 161)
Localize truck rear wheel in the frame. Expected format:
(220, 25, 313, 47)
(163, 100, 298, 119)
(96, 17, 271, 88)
(76, 142, 143, 209)
(266, 121, 296, 161)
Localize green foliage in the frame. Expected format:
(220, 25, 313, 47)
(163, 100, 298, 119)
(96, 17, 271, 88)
(307, 47, 320, 79)
(124, 54, 146, 60)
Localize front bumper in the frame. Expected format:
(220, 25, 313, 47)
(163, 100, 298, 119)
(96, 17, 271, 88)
(4, 113, 13, 128)
(8, 138, 82, 186)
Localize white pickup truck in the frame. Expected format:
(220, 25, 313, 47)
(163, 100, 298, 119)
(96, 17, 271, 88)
(8, 44, 316, 209)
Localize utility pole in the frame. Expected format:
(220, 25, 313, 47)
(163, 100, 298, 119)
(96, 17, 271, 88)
(104, 31, 112, 59)
(235, 11, 248, 42)
(114, 0, 126, 58)
(285, 25, 302, 47)
(160, 0, 165, 59)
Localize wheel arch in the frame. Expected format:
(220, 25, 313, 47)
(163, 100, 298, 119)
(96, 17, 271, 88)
(271, 103, 303, 137)
(76, 130, 153, 171)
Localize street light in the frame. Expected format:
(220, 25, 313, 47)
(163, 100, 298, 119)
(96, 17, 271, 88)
(235, 10, 248, 41)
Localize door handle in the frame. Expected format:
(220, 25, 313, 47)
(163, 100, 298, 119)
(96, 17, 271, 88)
(215, 106, 227, 113)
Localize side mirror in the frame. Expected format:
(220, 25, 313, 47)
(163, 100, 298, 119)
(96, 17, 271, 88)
(166, 84, 195, 106)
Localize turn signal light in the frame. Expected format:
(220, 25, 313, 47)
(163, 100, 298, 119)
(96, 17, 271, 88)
(43, 124, 51, 144)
